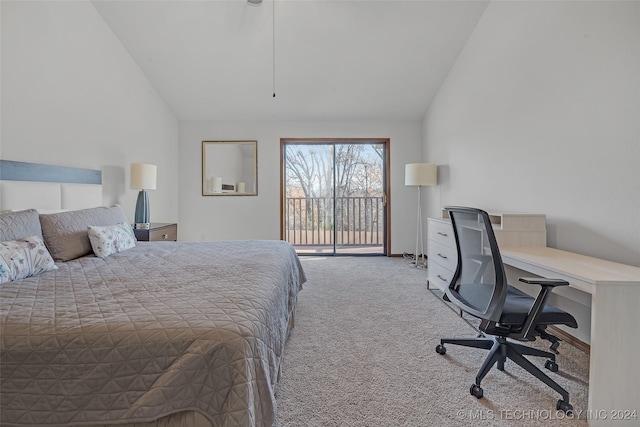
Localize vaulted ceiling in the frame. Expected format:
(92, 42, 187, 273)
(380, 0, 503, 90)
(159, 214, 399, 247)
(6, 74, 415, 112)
(92, 0, 488, 121)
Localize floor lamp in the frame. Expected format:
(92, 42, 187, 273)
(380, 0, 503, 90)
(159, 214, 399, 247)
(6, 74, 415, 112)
(131, 163, 157, 230)
(405, 163, 438, 267)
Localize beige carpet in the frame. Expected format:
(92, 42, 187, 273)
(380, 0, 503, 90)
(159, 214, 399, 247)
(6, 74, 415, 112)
(275, 256, 589, 426)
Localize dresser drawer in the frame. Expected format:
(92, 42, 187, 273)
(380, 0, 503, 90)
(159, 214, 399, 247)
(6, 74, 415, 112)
(428, 239, 458, 272)
(428, 261, 455, 292)
(428, 219, 455, 247)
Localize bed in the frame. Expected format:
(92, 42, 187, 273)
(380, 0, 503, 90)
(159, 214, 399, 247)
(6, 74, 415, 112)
(0, 161, 306, 427)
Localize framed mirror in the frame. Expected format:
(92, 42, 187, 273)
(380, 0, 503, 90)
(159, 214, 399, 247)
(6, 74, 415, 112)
(202, 140, 257, 196)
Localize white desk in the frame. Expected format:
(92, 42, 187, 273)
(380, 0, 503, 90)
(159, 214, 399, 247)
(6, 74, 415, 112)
(501, 247, 640, 425)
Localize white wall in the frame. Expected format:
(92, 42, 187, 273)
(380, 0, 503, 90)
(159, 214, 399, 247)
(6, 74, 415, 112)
(423, 0, 640, 267)
(179, 120, 424, 255)
(1, 1, 179, 223)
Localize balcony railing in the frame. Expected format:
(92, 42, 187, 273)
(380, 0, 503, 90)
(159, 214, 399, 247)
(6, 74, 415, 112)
(284, 196, 384, 247)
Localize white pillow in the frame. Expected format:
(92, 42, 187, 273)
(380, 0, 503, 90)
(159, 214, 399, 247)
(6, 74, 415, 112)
(0, 235, 58, 284)
(88, 222, 137, 258)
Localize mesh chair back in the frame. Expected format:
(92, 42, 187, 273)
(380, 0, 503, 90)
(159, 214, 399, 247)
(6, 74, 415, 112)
(444, 207, 507, 323)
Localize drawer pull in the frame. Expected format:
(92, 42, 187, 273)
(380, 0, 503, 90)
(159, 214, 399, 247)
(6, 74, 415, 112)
(437, 232, 449, 237)
(437, 253, 448, 259)
(162, 234, 169, 240)
(437, 274, 448, 282)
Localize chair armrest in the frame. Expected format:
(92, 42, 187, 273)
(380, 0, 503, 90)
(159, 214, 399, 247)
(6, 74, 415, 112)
(519, 277, 569, 287)
(515, 277, 569, 340)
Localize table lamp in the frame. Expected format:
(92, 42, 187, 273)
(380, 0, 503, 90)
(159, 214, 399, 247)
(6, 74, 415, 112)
(405, 163, 438, 267)
(131, 163, 157, 229)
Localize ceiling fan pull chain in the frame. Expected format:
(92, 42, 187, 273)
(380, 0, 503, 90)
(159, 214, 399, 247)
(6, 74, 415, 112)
(273, 0, 276, 98)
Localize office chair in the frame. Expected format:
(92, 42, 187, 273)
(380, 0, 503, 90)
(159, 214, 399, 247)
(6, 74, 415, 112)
(434, 206, 577, 413)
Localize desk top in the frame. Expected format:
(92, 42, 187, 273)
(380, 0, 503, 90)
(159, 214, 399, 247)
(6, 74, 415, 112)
(501, 246, 640, 293)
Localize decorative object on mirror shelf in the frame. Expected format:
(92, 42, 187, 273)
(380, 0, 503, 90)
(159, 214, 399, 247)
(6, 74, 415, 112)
(131, 163, 157, 229)
(202, 141, 257, 196)
(213, 177, 223, 193)
(405, 163, 438, 268)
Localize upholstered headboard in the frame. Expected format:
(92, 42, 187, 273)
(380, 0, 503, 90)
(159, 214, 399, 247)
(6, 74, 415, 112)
(0, 160, 103, 211)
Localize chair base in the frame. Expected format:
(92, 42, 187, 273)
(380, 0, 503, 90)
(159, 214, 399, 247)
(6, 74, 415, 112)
(437, 335, 571, 408)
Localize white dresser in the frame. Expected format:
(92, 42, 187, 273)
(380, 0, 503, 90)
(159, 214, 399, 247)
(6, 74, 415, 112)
(427, 211, 547, 291)
(426, 218, 458, 291)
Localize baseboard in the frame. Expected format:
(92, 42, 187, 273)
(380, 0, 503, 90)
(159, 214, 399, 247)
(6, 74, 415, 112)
(548, 325, 590, 354)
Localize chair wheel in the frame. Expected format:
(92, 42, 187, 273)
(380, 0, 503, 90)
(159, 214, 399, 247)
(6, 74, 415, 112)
(470, 384, 484, 399)
(557, 400, 573, 414)
(545, 360, 559, 372)
(435, 344, 446, 355)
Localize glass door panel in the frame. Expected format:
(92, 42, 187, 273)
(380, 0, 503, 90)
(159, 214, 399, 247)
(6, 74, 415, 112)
(334, 143, 385, 254)
(284, 143, 335, 254)
(283, 140, 387, 256)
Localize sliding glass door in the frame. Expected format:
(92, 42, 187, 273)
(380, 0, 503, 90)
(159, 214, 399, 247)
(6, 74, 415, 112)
(281, 139, 388, 256)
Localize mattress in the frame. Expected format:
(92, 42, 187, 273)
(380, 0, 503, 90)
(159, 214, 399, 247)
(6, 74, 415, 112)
(0, 239, 305, 427)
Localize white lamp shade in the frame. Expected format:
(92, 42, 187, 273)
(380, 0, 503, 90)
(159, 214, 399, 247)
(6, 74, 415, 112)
(131, 163, 157, 190)
(405, 163, 437, 186)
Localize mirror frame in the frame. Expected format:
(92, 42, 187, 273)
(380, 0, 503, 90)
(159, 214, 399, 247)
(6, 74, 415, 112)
(202, 140, 258, 196)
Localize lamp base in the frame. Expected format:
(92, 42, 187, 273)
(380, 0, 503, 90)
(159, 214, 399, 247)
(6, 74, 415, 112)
(411, 260, 427, 269)
(134, 223, 151, 230)
(134, 190, 150, 228)
(411, 185, 426, 268)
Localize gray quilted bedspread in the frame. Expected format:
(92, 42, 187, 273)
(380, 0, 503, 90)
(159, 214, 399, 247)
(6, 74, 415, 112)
(0, 240, 306, 427)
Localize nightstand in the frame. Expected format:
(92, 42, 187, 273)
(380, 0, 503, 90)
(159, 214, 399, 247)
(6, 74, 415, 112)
(134, 223, 178, 241)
